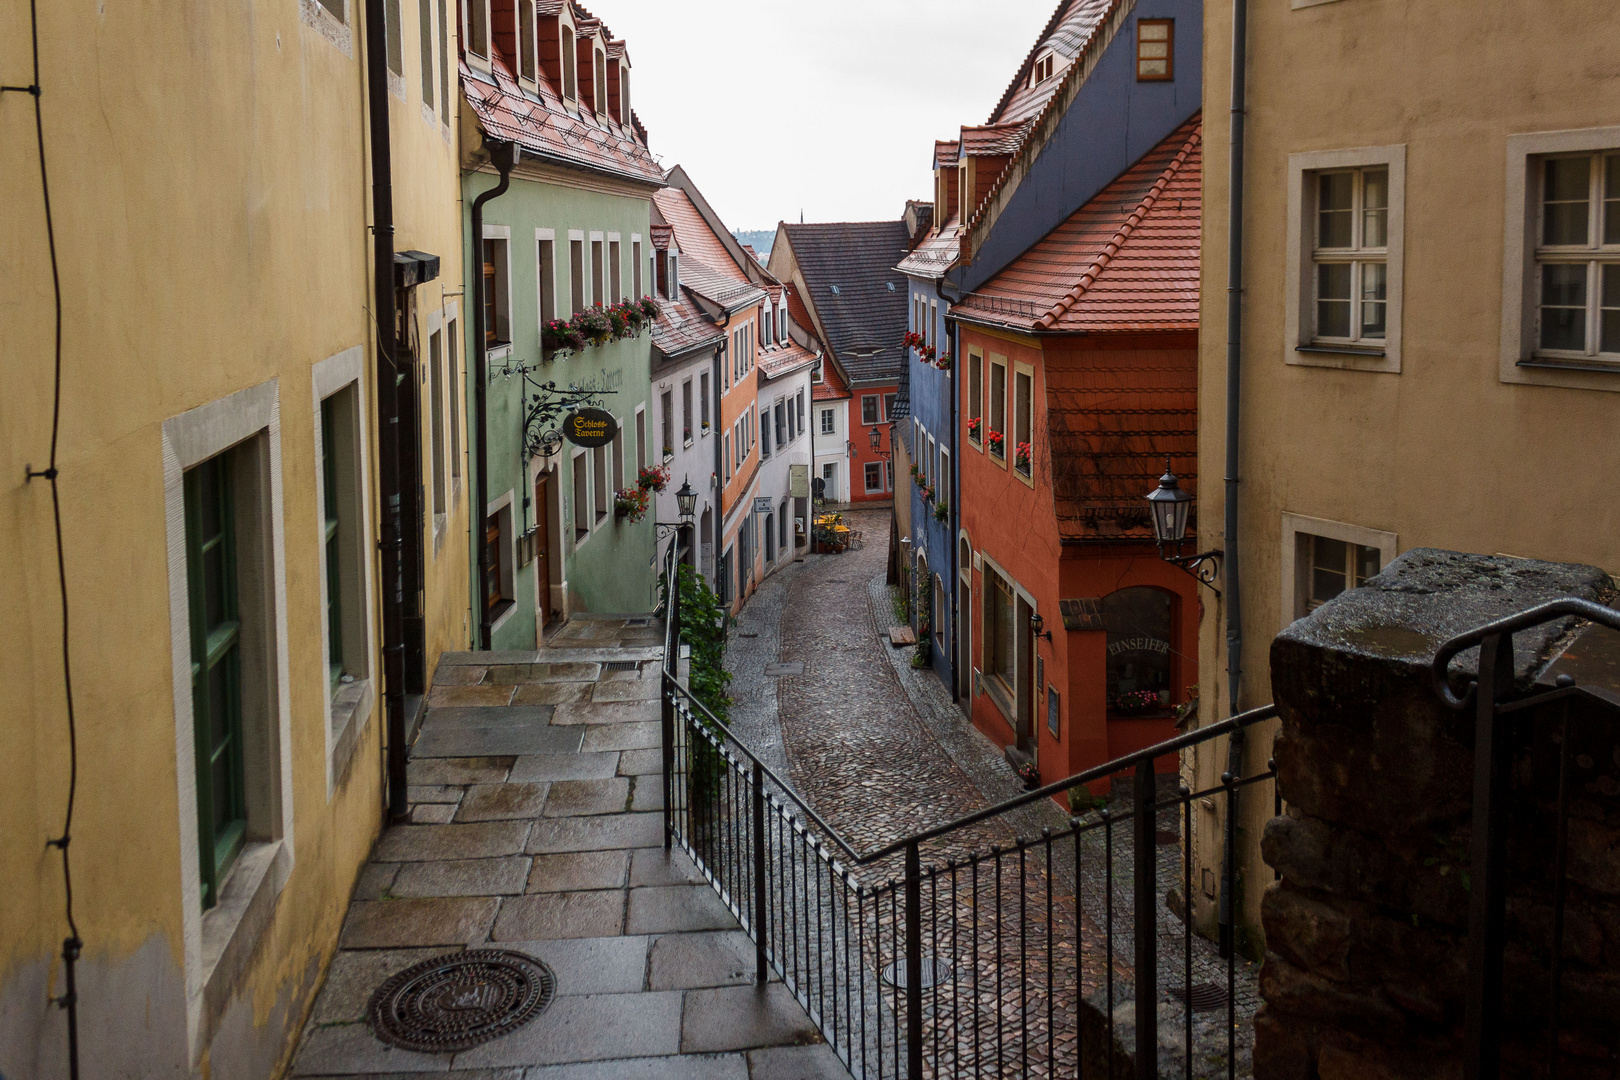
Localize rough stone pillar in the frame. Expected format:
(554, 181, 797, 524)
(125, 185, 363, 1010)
(1256, 548, 1619, 1080)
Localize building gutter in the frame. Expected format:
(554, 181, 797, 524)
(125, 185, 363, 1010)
(363, 0, 411, 820)
(937, 276, 964, 702)
(470, 139, 518, 651)
(1219, 0, 1250, 958)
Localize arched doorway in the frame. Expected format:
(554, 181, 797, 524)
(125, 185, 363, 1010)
(1101, 587, 1175, 719)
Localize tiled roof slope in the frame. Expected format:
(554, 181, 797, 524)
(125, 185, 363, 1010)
(896, 221, 961, 280)
(961, 121, 1034, 156)
(652, 291, 725, 359)
(989, 0, 1116, 126)
(460, 17, 663, 186)
(955, 116, 1202, 334)
(654, 187, 766, 312)
(812, 356, 850, 401)
(781, 221, 910, 384)
(758, 340, 819, 380)
(1046, 349, 1196, 541)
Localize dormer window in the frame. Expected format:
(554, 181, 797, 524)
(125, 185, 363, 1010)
(1033, 52, 1055, 84)
(561, 25, 577, 101)
(518, 0, 536, 83)
(594, 48, 607, 117)
(959, 163, 968, 222)
(620, 69, 631, 126)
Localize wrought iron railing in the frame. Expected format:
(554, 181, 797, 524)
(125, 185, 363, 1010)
(658, 544, 1277, 1079)
(659, 540, 1620, 1080)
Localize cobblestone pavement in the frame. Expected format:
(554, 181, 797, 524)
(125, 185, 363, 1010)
(288, 619, 853, 1080)
(717, 509, 1261, 1078)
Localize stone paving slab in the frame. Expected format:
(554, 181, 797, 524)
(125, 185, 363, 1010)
(388, 857, 530, 899)
(508, 751, 620, 782)
(748, 1045, 859, 1080)
(291, 632, 847, 1080)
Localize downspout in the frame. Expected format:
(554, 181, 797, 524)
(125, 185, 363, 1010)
(1219, 0, 1249, 958)
(364, 0, 408, 820)
(470, 139, 518, 651)
(938, 275, 960, 700)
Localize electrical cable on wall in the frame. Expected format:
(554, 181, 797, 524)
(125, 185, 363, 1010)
(7, 0, 83, 1074)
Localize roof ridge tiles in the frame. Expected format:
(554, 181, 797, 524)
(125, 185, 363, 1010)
(1033, 124, 1202, 330)
(986, 0, 1092, 126)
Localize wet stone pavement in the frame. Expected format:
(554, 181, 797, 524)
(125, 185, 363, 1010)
(289, 615, 852, 1080)
(724, 509, 1260, 1078)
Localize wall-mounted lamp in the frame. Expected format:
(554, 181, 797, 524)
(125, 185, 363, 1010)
(1144, 457, 1222, 592)
(1029, 611, 1053, 643)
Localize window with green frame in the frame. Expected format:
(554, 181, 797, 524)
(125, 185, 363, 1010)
(184, 454, 247, 910)
(320, 396, 344, 690)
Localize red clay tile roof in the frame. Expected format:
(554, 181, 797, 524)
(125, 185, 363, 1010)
(461, 51, 663, 186)
(960, 121, 1034, 157)
(934, 141, 961, 169)
(653, 187, 766, 312)
(955, 116, 1202, 335)
(1046, 351, 1197, 541)
(650, 225, 673, 251)
(812, 358, 850, 401)
(652, 291, 725, 359)
(784, 282, 815, 336)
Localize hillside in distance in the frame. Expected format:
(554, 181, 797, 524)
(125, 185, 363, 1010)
(731, 229, 775, 262)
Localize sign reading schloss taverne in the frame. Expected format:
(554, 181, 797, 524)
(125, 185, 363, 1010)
(563, 408, 616, 448)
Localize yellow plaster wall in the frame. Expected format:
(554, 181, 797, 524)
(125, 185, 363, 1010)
(1194, 0, 1620, 948)
(0, 0, 464, 1074)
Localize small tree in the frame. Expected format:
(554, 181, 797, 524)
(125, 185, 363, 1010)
(658, 564, 734, 811)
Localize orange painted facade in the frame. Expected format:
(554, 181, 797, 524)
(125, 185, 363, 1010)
(957, 329, 1200, 791)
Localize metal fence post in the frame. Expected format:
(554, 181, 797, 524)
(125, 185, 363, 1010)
(905, 840, 923, 1080)
(1464, 632, 1513, 1080)
(1133, 758, 1158, 1080)
(753, 759, 768, 985)
(661, 557, 678, 853)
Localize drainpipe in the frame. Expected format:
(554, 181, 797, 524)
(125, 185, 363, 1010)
(363, 0, 409, 821)
(938, 276, 960, 700)
(1219, 0, 1250, 959)
(470, 139, 518, 651)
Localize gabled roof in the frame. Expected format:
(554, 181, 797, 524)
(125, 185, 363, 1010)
(757, 340, 819, 381)
(896, 221, 961, 281)
(654, 186, 767, 313)
(652, 290, 725, 360)
(934, 141, 961, 169)
(460, 2, 663, 187)
(954, 116, 1202, 335)
(812, 355, 851, 402)
(779, 221, 910, 385)
(960, 121, 1034, 157)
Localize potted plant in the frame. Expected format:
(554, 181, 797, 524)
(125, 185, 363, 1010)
(614, 486, 650, 523)
(542, 318, 585, 356)
(986, 428, 1005, 455)
(1112, 689, 1164, 716)
(638, 295, 662, 319)
(967, 416, 982, 440)
(920, 484, 933, 503)
(638, 463, 671, 493)
(1016, 761, 1041, 791)
(933, 498, 949, 522)
(1015, 441, 1032, 470)
(933, 351, 953, 371)
(572, 306, 612, 347)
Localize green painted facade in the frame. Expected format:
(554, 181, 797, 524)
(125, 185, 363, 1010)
(462, 167, 661, 646)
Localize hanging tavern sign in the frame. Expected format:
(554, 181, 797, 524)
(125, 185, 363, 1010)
(563, 408, 617, 448)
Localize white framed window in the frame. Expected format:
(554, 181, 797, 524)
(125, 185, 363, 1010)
(1279, 512, 1398, 628)
(516, 0, 536, 84)
(820, 407, 835, 436)
(608, 237, 622, 305)
(821, 462, 838, 501)
(481, 226, 512, 348)
(1504, 127, 1620, 391)
(590, 234, 605, 307)
(861, 394, 880, 425)
(988, 355, 1007, 461)
(635, 406, 647, 473)
(428, 329, 447, 526)
(632, 237, 643, 299)
(447, 315, 461, 492)
(1286, 145, 1405, 373)
(1033, 51, 1055, 84)
(571, 448, 589, 544)
(536, 229, 557, 333)
(560, 24, 577, 100)
(569, 232, 585, 314)
(967, 347, 983, 448)
(1012, 363, 1033, 481)
(464, 0, 488, 61)
(592, 444, 608, 523)
(864, 461, 884, 493)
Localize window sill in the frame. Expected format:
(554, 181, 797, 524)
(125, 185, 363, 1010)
(1518, 356, 1620, 375)
(199, 839, 291, 1048)
(1297, 343, 1387, 357)
(982, 675, 1015, 726)
(329, 677, 374, 793)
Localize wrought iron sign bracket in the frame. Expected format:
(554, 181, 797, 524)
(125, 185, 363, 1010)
(1158, 542, 1223, 595)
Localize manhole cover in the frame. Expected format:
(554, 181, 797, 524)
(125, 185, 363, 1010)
(880, 957, 954, 990)
(1166, 982, 1229, 1012)
(623, 617, 651, 628)
(603, 660, 640, 673)
(764, 662, 804, 676)
(368, 950, 556, 1052)
(1155, 829, 1180, 846)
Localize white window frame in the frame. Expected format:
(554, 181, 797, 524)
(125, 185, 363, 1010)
(1502, 125, 1620, 392)
(535, 227, 557, 336)
(1285, 145, 1406, 374)
(481, 223, 513, 354)
(486, 488, 517, 634)
(571, 447, 591, 546)
(1279, 512, 1398, 631)
(161, 378, 295, 1060)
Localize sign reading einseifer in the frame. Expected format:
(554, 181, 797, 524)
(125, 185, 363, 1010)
(563, 408, 616, 448)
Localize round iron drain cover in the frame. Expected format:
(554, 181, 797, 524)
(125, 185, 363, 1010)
(1166, 981, 1230, 1013)
(880, 956, 954, 990)
(367, 949, 555, 1053)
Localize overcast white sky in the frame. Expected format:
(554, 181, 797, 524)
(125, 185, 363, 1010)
(600, 0, 1057, 233)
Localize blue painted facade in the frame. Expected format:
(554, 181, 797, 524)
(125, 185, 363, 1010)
(903, 279, 956, 692)
(951, 0, 1203, 294)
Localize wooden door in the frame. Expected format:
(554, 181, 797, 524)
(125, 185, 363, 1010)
(534, 473, 552, 628)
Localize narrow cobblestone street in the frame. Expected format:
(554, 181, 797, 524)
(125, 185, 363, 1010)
(724, 508, 1260, 1078)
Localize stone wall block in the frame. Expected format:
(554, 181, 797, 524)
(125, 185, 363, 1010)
(1262, 813, 1470, 926)
(1261, 884, 1354, 980)
(1257, 951, 1405, 1028)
